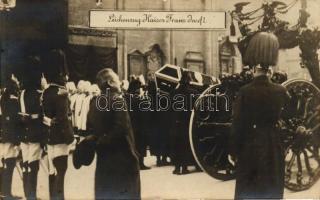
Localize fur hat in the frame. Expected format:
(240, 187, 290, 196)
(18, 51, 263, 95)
(43, 49, 69, 84)
(244, 32, 279, 69)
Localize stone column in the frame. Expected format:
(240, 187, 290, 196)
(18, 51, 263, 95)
(203, 0, 213, 75)
(163, 0, 173, 64)
(116, 0, 127, 79)
(212, 0, 221, 77)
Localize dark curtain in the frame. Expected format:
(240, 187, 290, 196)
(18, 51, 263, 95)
(67, 44, 117, 83)
(0, 0, 68, 86)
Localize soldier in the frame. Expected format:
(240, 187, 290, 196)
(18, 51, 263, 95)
(42, 50, 74, 200)
(87, 68, 141, 199)
(230, 32, 290, 199)
(0, 74, 22, 200)
(18, 56, 44, 200)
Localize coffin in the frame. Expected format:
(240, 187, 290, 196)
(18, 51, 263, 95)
(155, 64, 218, 94)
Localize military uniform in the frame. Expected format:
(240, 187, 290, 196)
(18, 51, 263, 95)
(0, 85, 22, 198)
(19, 88, 44, 199)
(42, 83, 74, 200)
(230, 75, 290, 200)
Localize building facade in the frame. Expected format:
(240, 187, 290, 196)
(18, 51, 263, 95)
(2, 0, 319, 82)
(69, 0, 320, 81)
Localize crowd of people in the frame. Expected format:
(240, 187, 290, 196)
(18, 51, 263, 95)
(0, 31, 290, 200)
(0, 49, 200, 199)
(0, 51, 77, 200)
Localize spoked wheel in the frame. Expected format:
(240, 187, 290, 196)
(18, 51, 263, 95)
(281, 79, 320, 191)
(189, 84, 236, 180)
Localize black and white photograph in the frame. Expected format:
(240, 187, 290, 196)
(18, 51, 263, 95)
(1, 0, 320, 199)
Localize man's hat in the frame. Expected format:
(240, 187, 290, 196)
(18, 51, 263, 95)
(73, 137, 96, 169)
(43, 49, 69, 83)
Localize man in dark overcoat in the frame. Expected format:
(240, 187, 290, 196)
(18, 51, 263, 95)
(87, 68, 141, 200)
(231, 73, 289, 199)
(230, 32, 290, 199)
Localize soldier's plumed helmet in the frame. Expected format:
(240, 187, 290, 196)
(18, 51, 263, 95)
(77, 80, 86, 93)
(43, 49, 69, 84)
(83, 81, 92, 93)
(244, 32, 279, 70)
(66, 82, 77, 93)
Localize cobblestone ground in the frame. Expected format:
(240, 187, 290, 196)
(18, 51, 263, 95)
(11, 152, 320, 200)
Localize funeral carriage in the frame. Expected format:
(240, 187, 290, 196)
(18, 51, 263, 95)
(155, 0, 320, 192)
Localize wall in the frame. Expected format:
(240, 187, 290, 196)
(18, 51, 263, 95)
(1, 0, 68, 82)
(68, 0, 223, 79)
(68, 0, 320, 80)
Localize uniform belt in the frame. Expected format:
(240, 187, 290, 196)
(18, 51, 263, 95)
(43, 116, 52, 127)
(43, 116, 71, 127)
(18, 112, 40, 119)
(30, 114, 39, 119)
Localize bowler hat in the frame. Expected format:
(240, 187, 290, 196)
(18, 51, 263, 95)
(73, 136, 96, 169)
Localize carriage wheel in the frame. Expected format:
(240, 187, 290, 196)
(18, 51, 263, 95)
(190, 79, 320, 190)
(281, 79, 320, 191)
(189, 84, 236, 181)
